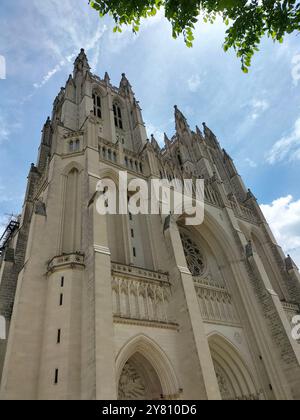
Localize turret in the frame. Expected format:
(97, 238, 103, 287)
(119, 73, 134, 99)
(202, 122, 220, 149)
(73, 48, 90, 79)
(104, 72, 111, 86)
(37, 117, 52, 173)
(174, 105, 190, 136)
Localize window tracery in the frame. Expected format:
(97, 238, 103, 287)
(180, 233, 205, 276)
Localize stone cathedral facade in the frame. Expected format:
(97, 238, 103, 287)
(0, 49, 300, 401)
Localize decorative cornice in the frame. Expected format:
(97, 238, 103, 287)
(113, 316, 179, 331)
(94, 245, 111, 256)
(47, 253, 85, 274)
(112, 262, 169, 283)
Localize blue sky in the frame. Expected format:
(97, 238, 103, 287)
(0, 0, 300, 265)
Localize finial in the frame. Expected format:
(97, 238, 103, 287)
(104, 72, 111, 85)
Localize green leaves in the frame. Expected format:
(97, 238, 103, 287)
(88, 0, 300, 72)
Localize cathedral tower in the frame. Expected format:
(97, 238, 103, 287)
(0, 50, 300, 400)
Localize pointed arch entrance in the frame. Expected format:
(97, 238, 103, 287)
(116, 335, 180, 400)
(118, 353, 163, 400)
(209, 334, 259, 400)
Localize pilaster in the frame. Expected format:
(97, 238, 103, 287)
(165, 217, 221, 400)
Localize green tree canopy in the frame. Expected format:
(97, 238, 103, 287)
(89, 0, 300, 72)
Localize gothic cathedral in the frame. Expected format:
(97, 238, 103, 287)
(0, 49, 300, 400)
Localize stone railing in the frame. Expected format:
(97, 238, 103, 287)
(204, 181, 223, 208)
(111, 264, 172, 325)
(47, 253, 85, 273)
(123, 155, 144, 174)
(195, 283, 240, 326)
(281, 301, 299, 324)
(98, 138, 144, 174)
(112, 263, 169, 284)
(230, 199, 258, 225)
(98, 137, 119, 164)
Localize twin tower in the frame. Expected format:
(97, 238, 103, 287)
(0, 49, 300, 400)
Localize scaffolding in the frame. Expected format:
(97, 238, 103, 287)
(0, 217, 20, 255)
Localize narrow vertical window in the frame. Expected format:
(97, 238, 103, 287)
(131, 229, 134, 238)
(93, 92, 102, 119)
(177, 153, 183, 166)
(75, 139, 80, 152)
(113, 103, 123, 129)
(133, 247, 136, 257)
(57, 329, 61, 344)
(54, 369, 59, 384)
(59, 293, 63, 306)
(61, 277, 64, 288)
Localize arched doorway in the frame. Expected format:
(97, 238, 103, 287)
(116, 335, 180, 400)
(209, 334, 259, 400)
(118, 352, 163, 400)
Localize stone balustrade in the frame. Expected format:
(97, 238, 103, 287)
(281, 301, 299, 324)
(47, 253, 85, 273)
(111, 263, 172, 326)
(195, 283, 240, 326)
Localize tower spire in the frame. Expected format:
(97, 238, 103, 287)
(202, 122, 219, 148)
(174, 105, 190, 135)
(119, 73, 134, 97)
(73, 48, 90, 78)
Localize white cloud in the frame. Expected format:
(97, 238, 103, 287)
(20, 0, 108, 91)
(291, 54, 300, 86)
(0, 116, 10, 144)
(33, 65, 61, 89)
(261, 195, 300, 268)
(0, 182, 15, 204)
(251, 99, 269, 120)
(267, 116, 300, 164)
(32, 24, 107, 89)
(244, 158, 257, 168)
(0, 113, 22, 144)
(187, 74, 202, 93)
(145, 122, 165, 146)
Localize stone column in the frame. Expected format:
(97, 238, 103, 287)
(92, 193, 117, 400)
(165, 216, 221, 400)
